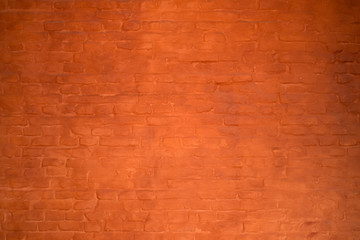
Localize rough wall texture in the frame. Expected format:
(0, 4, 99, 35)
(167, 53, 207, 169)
(0, 0, 360, 239)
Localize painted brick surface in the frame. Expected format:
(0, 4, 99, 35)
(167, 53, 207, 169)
(1, 0, 360, 239)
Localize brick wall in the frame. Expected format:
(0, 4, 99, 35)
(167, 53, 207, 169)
(1, 0, 360, 239)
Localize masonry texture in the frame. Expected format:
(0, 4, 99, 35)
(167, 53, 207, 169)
(0, 0, 360, 239)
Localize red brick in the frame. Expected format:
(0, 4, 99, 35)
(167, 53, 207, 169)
(63, 63, 83, 73)
(38, 222, 58, 231)
(92, 127, 112, 136)
(27, 232, 73, 240)
(96, 190, 117, 200)
(339, 136, 358, 146)
(93, 233, 134, 240)
(96, 200, 124, 211)
(45, 211, 64, 221)
(80, 137, 98, 146)
(348, 147, 360, 157)
(8, 0, 33, 9)
(31, 136, 58, 146)
(3, 221, 37, 231)
(122, 20, 141, 31)
(33, 200, 72, 210)
(0, 200, 30, 210)
(42, 158, 65, 167)
(85, 222, 102, 232)
(10, 136, 29, 146)
(44, 21, 64, 31)
(99, 137, 139, 146)
(66, 212, 83, 221)
(24, 168, 45, 178)
(74, 200, 97, 210)
(59, 221, 83, 231)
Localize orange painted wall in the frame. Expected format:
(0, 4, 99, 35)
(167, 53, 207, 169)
(1, 0, 360, 239)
